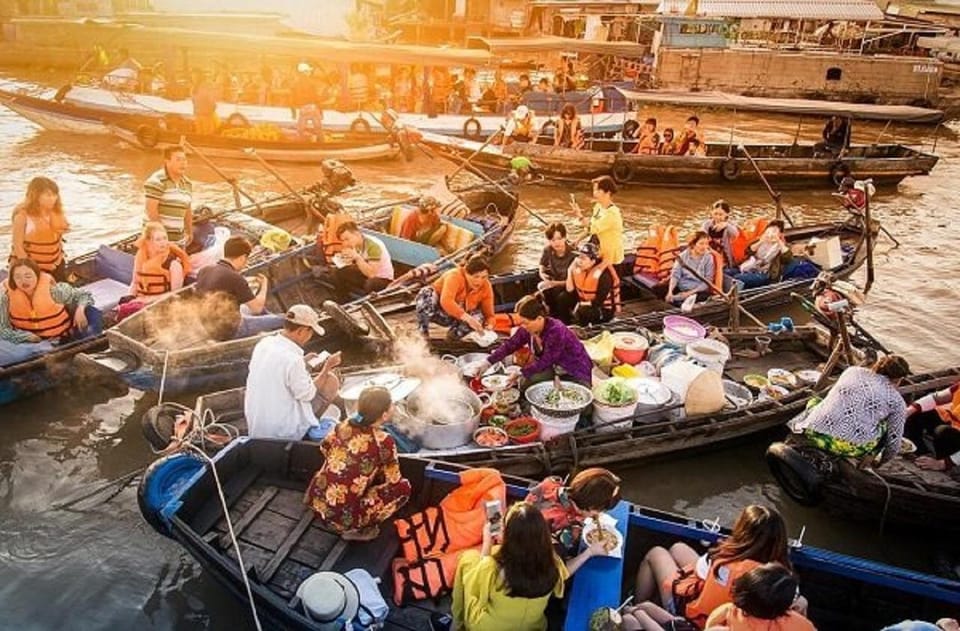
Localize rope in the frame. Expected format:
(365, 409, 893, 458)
(181, 443, 263, 631)
(158, 350, 171, 405)
(151, 402, 241, 456)
(865, 466, 893, 537)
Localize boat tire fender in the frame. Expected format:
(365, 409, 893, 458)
(720, 158, 741, 181)
(137, 452, 205, 537)
(766, 441, 823, 507)
(321, 300, 370, 338)
(611, 160, 634, 185)
(136, 125, 160, 149)
(351, 117, 371, 134)
(462, 117, 482, 139)
(225, 113, 251, 129)
(829, 161, 851, 186)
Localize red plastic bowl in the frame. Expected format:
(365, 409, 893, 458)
(505, 417, 542, 444)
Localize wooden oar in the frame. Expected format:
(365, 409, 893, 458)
(179, 137, 262, 211)
(737, 144, 796, 228)
(445, 151, 551, 226)
(675, 255, 767, 328)
(243, 148, 308, 205)
(448, 125, 505, 180)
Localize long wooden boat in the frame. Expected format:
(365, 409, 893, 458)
(77, 178, 519, 394)
(0, 196, 315, 407)
(110, 122, 405, 164)
(767, 365, 960, 534)
(136, 440, 960, 631)
(419, 130, 940, 189)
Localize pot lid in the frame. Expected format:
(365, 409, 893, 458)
(611, 332, 649, 350)
(628, 378, 672, 405)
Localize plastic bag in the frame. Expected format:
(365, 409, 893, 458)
(583, 331, 616, 366)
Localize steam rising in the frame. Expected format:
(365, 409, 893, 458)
(143, 292, 242, 350)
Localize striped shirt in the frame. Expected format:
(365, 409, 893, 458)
(144, 168, 193, 241)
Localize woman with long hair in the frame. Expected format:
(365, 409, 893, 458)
(554, 103, 583, 149)
(10, 177, 70, 281)
(129, 221, 190, 303)
(633, 505, 792, 628)
(448, 503, 604, 631)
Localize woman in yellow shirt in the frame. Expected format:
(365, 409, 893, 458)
(445, 503, 604, 631)
(572, 176, 624, 265)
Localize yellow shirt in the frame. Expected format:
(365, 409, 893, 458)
(452, 548, 569, 631)
(589, 202, 624, 265)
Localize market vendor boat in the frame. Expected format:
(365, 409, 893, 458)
(136, 440, 960, 631)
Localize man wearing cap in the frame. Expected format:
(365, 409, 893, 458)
(399, 195, 447, 245)
(502, 105, 537, 146)
(565, 241, 620, 326)
(244, 305, 342, 441)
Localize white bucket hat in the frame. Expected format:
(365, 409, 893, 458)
(296, 571, 360, 629)
(514, 105, 530, 119)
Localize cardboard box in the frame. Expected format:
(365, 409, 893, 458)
(807, 235, 843, 270)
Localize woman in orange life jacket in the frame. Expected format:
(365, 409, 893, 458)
(632, 505, 795, 629)
(433, 503, 605, 631)
(564, 241, 619, 327)
(1, 258, 101, 345)
(10, 176, 70, 282)
(129, 221, 189, 304)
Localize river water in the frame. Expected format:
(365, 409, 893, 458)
(1, 73, 958, 630)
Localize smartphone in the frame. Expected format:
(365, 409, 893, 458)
(307, 350, 332, 369)
(485, 499, 503, 536)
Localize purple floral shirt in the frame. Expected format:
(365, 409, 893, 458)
(487, 317, 593, 385)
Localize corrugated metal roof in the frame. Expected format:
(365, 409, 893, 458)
(657, 0, 885, 20)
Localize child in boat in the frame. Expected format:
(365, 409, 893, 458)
(10, 176, 70, 282)
(676, 115, 702, 156)
(304, 386, 411, 541)
(415, 255, 495, 340)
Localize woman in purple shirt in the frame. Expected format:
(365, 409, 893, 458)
(482, 295, 593, 387)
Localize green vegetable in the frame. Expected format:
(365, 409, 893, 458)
(593, 377, 637, 406)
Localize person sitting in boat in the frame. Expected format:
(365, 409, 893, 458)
(129, 222, 190, 304)
(399, 195, 447, 246)
(195, 235, 285, 339)
(416, 255, 494, 340)
(477, 295, 593, 391)
(10, 176, 70, 282)
(702, 199, 741, 270)
(190, 70, 219, 136)
(837, 176, 867, 213)
(633, 505, 795, 629)
(665, 231, 717, 306)
(293, 63, 324, 142)
(244, 305, 342, 441)
(0, 258, 101, 344)
(442, 503, 605, 631)
(554, 104, 584, 149)
(801, 355, 911, 464)
(818, 115, 850, 156)
(634, 118, 660, 155)
(732, 220, 792, 289)
(565, 242, 620, 327)
(144, 145, 194, 247)
(523, 467, 621, 558)
(684, 138, 707, 157)
(571, 175, 625, 266)
(502, 105, 537, 146)
(903, 380, 960, 473)
(332, 222, 394, 300)
(305, 386, 412, 542)
(658, 128, 677, 155)
(537, 222, 577, 321)
(702, 563, 815, 631)
(675, 115, 702, 156)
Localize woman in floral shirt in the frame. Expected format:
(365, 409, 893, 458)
(305, 386, 411, 541)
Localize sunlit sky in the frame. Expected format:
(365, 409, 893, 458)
(151, 0, 354, 36)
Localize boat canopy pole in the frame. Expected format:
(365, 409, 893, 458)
(736, 145, 796, 228)
(864, 181, 876, 294)
(792, 118, 803, 148)
(873, 120, 892, 147)
(179, 137, 262, 213)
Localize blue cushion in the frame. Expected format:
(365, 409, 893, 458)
(0, 338, 57, 368)
(94, 245, 135, 285)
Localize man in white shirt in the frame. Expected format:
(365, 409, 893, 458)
(244, 304, 342, 440)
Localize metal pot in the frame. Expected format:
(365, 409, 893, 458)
(441, 353, 492, 379)
(525, 381, 593, 419)
(628, 378, 676, 424)
(340, 371, 421, 416)
(398, 384, 489, 449)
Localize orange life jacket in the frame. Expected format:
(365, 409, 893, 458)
(134, 244, 190, 297)
(937, 388, 960, 430)
(392, 468, 506, 605)
(633, 225, 679, 283)
(321, 212, 354, 262)
(7, 272, 72, 339)
(571, 263, 621, 314)
(23, 213, 68, 272)
(730, 218, 769, 266)
(708, 249, 725, 291)
(679, 558, 761, 628)
(490, 312, 522, 334)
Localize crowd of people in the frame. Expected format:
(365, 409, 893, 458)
(624, 115, 707, 156)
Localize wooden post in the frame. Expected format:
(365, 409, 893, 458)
(863, 181, 875, 293)
(729, 284, 741, 330)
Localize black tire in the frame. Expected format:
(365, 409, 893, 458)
(830, 161, 851, 186)
(622, 119, 640, 139)
(540, 120, 556, 139)
(141, 403, 180, 452)
(766, 442, 823, 507)
(720, 158, 742, 181)
(462, 117, 482, 139)
(225, 113, 250, 129)
(350, 117, 371, 134)
(611, 160, 634, 185)
(321, 300, 369, 338)
(135, 124, 160, 149)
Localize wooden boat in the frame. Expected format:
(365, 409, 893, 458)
(110, 122, 405, 164)
(0, 197, 314, 407)
(419, 130, 940, 189)
(77, 178, 519, 394)
(766, 365, 960, 533)
(136, 440, 960, 631)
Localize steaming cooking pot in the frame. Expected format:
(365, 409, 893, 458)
(340, 371, 422, 415)
(441, 353, 493, 379)
(397, 384, 488, 450)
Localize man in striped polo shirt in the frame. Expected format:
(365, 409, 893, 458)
(144, 145, 193, 246)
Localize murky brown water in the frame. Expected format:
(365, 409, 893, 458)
(1, 72, 958, 629)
